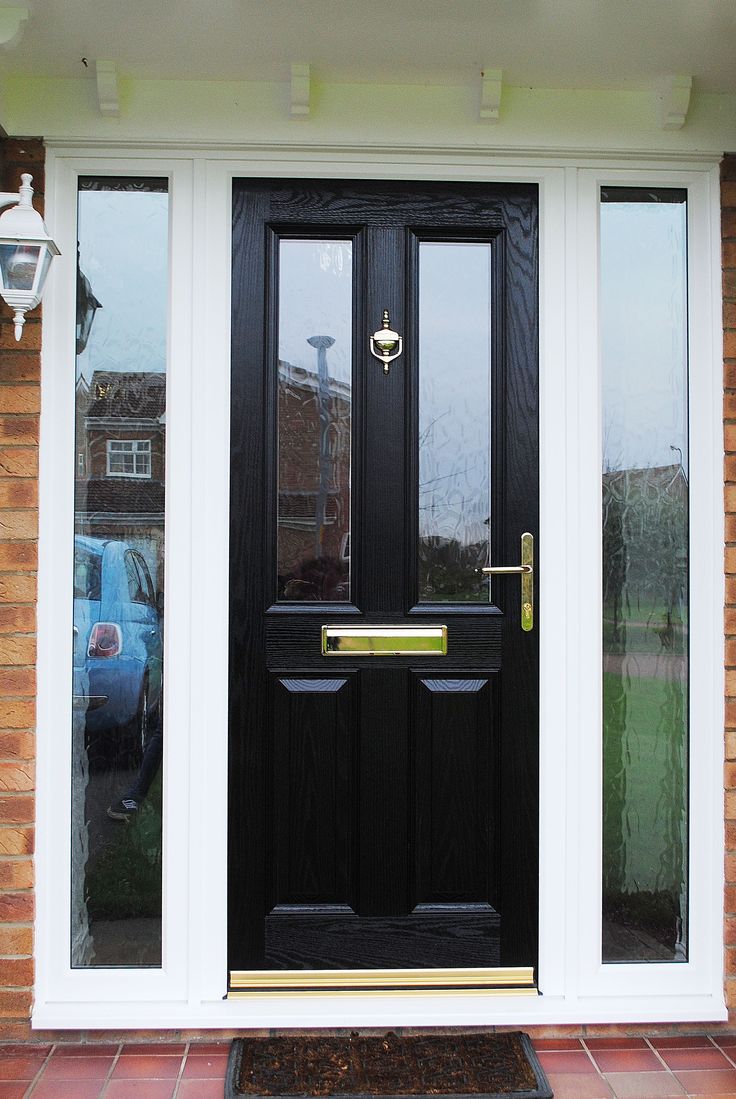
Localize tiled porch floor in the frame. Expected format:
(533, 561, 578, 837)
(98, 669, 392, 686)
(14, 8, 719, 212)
(3, 1035, 736, 1097)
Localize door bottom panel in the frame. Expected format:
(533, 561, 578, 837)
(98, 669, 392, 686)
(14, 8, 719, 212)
(263, 903, 500, 970)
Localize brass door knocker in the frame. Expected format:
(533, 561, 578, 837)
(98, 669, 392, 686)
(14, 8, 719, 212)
(369, 310, 403, 375)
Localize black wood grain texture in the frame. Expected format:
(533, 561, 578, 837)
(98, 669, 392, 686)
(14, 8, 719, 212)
(271, 675, 356, 907)
(264, 905, 501, 969)
(229, 185, 271, 971)
(229, 179, 539, 981)
(413, 675, 497, 907)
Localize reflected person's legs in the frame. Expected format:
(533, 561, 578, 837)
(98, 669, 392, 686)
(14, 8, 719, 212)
(107, 721, 163, 821)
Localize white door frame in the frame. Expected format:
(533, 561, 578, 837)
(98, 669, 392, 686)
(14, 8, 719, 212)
(34, 146, 725, 1028)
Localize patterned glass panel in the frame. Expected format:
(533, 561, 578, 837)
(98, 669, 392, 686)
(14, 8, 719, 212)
(71, 180, 168, 967)
(277, 240, 352, 601)
(418, 242, 492, 602)
(601, 189, 689, 963)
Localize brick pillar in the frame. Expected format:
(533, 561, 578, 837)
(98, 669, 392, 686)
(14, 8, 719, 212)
(724, 152, 736, 1016)
(0, 138, 43, 1038)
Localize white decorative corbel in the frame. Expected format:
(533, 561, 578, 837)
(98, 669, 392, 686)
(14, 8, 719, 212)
(658, 74, 692, 131)
(95, 59, 119, 118)
(290, 63, 311, 119)
(0, 6, 28, 49)
(479, 68, 503, 122)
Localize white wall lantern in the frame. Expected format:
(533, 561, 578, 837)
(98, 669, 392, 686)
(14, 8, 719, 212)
(0, 172, 59, 341)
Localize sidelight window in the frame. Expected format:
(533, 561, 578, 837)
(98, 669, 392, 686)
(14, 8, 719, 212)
(600, 188, 689, 963)
(70, 178, 168, 968)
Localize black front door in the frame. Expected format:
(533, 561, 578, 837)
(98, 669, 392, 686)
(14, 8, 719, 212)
(228, 179, 539, 991)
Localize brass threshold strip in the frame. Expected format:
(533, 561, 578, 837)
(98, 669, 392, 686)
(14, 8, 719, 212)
(229, 987, 539, 998)
(229, 966, 537, 995)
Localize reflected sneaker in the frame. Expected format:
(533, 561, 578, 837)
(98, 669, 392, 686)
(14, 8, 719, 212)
(107, 797, 139, 821)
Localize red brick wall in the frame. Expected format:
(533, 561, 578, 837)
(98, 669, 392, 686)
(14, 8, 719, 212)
(0, 138, 43, 1039)
(724, 152, 736, 1018)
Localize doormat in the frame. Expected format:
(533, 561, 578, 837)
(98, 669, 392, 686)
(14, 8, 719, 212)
(225, 1032, 553, 1099)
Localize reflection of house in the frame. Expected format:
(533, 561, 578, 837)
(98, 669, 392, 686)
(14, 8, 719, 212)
(277, 359, 350, 596)
(74, 371, 166, 589)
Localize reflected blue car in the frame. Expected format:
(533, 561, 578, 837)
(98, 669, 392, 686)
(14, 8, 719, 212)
(73, 535, 163, 758)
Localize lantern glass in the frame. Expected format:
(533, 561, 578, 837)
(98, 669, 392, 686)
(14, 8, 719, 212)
(0, 242, 42, 291)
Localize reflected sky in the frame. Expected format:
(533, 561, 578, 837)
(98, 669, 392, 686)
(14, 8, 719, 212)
(601, 200, 688, 474)
(77, 190, 169, 383)
(279, 241, 352, 383)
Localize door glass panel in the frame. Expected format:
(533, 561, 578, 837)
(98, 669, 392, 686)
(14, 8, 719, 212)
(71, 178, 168, 967)
(418, 242, 492, 602)
(600, 188, 689, 962)
(277, 240, 352, 601)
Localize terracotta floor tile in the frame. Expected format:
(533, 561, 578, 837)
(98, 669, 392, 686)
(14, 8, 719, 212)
(593, 1051, 664, 1074)
(0, 1084, 28, 1099)
(39, 1056, 114, 1081)
(545, 1072, 614, 1097)
(673, 1070, 736, 1094)
(185, 1043, 230, 1056)
(587, 1039, 651, 1051)
(659, 1050, 733, 1072)
(712, 1037, 736, 1048)
(180, 1053, 229, 1079)
(53, 1045, 120, 1058)
(534, 1038, 585, 1050)
(650, 1038, 715, 1050)
(176, 1081, 225, 1099)
(119, 1044, 187, 1058)
(0, 1047, 51, 1059)
(30, 1080, 104, 1099)
(538, 1050, 598, 1074)
(111, 1055, 183, 1079)
(103, 1082, 176, 1099)
(602, 1071, 686, 1097)
(0, 1055, 47, 1080)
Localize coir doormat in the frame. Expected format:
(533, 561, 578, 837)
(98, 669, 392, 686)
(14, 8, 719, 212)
(225, 1033, 553, 1099)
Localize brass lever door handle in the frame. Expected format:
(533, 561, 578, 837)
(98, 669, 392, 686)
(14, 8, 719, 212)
(481, 532, 534, 632)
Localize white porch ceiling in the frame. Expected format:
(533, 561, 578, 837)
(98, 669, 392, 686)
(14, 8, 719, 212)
(2, 0, 736, 93)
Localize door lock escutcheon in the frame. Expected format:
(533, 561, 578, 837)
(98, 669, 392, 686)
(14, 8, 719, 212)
(482, 532, 534, 632)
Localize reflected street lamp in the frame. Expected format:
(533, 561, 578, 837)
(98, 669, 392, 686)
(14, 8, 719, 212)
(308, 334, 335, 558)
(0, 173, 59, 341)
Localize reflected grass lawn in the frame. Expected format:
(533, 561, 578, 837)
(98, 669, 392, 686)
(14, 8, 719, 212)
(603, 665, 687, 932)
(86, 770, 163, 921)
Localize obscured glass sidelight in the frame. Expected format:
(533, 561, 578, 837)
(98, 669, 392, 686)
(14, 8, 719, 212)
(601, 189, 689, 963)
(418, 242, 492, 602)
(71, 179, 168, 968)
(277, 240, 352, 601)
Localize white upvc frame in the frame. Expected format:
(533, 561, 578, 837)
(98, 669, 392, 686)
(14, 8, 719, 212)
(574, 167, 725, 1003)
(34, 147, 725, 1029)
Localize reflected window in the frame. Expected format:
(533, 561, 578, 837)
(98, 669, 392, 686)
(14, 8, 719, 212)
(107, 439, 152, 478)
(600, 188, 689, 963)
(71, 178, 168, 968)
